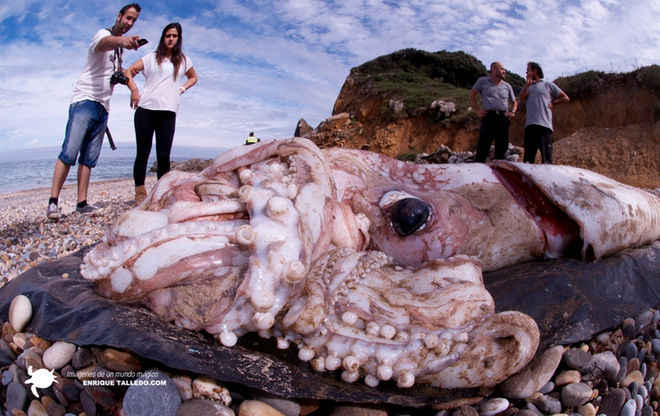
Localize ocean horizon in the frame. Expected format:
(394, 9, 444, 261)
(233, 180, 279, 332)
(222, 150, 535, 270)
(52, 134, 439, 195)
(0, 143, 229, 195)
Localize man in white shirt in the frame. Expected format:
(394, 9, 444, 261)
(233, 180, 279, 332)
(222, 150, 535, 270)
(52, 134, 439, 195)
(46, 3, 144, 221)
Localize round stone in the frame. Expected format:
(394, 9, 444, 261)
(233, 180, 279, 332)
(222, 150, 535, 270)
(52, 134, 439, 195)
(479, 398, 509, 416)
(531, 394, 562, 414)
(591, 351, 620, 382)
(623, 342, 639, 360)
(43, 342, 76, 369)
(539, 381, 555, 394)
(9, 295, 32, 332)
(622, 318, 636, 338)
(563, 348, 593, 372)
(598, 388, 626, 416)
(5, 382, 27, 413)
(555, 370, 581, 386)
(122, 370, 181, 416)
(652, 339, 660, 355)
(620, 399, 636, 416)
(561, 382, 593, 408)
(239, 400, 287, 416)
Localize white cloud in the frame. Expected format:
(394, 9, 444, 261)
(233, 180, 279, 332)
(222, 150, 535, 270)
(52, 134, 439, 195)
(1, 0, 659, 150)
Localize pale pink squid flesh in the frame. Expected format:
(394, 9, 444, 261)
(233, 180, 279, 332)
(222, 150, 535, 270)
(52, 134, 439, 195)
(80, 137, 660, 389)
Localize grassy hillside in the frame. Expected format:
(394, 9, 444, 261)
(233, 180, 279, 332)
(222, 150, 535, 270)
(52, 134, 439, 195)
(555, 65, 660, 98)
(349, 49, 525, 120)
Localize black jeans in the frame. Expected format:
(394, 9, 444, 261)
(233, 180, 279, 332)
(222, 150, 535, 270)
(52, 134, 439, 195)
(523, 124, 553, 164)
(475, 111, 510, 163)
(133, 107, 176, 186)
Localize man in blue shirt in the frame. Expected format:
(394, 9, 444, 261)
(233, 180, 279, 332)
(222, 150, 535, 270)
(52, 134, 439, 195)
(469, 62, 518, 163)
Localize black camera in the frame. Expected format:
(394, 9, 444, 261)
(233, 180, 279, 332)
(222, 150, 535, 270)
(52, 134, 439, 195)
(110, 71, 129, 86)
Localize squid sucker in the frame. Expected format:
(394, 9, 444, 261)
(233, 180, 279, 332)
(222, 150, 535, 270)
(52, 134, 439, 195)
(80, 138, 660, 389)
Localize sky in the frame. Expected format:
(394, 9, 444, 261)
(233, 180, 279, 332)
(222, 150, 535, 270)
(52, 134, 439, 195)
(1, 0, 659, 150)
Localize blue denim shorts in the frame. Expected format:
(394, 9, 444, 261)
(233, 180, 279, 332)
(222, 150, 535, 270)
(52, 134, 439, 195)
(58, 100, 108, 167)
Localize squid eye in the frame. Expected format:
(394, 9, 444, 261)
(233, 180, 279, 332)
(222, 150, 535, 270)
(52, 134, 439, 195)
(390, 198, 430, 236)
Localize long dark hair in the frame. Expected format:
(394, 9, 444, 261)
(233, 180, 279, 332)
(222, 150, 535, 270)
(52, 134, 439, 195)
(156, 22, 185, 80)
(528, 61, 544, 79)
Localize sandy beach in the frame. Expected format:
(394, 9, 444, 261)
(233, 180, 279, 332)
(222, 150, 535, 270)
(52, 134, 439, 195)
(0, 177, 156, 285)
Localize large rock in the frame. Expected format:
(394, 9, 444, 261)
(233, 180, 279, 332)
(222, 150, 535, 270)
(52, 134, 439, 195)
(499, 346, 565, 399)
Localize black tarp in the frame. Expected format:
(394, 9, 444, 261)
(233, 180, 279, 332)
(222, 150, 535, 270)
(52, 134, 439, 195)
(0, 241, 658, 407)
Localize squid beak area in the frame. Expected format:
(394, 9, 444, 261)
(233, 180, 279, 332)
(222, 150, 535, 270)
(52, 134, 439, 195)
(490, 164, 585, 260)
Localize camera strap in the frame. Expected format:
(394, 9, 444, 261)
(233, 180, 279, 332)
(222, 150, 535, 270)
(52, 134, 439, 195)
(106, 27, 124, 71)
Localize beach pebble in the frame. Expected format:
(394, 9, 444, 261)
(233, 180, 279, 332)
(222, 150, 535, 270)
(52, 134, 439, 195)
(561, 382, 593, 407)
(622, 370, 644, 388)
(598, 388, 627, 416)
(54, 377, 80, 402)
(123, 370, 180, 416)
(171, 374, 193, 401)
(43, 341, 76, 369)
(620, 399, 637, 416)
(177, 399, 235, 416)
(563, 348, 593, 372)
(192, 376, 232, 406)
(530, 393, 561, 414)
(0, 338, 17, 367)
(17, 347, 44, 371)
(576, 403, 596, 416)
(28, 335, 51, 351)
(596, 332, 611, 345)
(623, 342, 639, 360)
(258, 396, 302, 416)
(41, 396, 66, 416)
(539, 381, 555, 394)
(591, 351, 620, 382)
(637, 310, 654, 329)
(452, 406, 479, 416)
(622, 318, 636, 338)
(28, 399, 47, 416)
(79, 389, 97, 416)
(6, 381, 28, 412)
(240, 400, 286, 416)
(555, 370, 581, 386)
(499, 345, 565, 399)
(9, 295, 32, 332)
(641, 404, 653, 416)
(479, 398, 509, 416)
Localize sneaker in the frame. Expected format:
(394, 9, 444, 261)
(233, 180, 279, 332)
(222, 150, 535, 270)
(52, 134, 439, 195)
(76, 204, 98, 214)
(46, 203, 60, 221)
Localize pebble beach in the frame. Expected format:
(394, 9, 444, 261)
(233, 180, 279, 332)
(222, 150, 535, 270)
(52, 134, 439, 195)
(0, 177, 156, 286)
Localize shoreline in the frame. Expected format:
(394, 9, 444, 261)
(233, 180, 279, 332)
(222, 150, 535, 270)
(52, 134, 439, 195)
(0, 176, 152, 200)
(0, 176, 157, 285)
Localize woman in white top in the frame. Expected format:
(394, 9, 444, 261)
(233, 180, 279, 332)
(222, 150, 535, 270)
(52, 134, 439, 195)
(125, 22, 197, 204)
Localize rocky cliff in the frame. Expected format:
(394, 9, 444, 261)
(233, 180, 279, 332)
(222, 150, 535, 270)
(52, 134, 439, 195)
(301, 49, 659, 188)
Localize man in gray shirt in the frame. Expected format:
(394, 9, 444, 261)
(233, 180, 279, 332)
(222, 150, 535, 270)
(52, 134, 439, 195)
(520, 61, 570, 163)
(470, 62, 518, 162)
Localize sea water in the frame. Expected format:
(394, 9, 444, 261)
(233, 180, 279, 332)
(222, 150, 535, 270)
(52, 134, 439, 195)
(0, 144, 228, 195)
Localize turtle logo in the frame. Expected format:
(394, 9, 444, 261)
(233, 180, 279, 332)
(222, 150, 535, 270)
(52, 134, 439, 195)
(24, 366, 58, 397)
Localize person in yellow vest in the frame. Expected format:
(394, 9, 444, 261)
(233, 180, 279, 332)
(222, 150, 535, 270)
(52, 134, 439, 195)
(244, 131, 260, 145)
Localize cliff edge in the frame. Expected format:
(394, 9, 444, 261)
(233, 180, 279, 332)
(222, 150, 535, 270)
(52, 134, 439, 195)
(302, 49, 659, 188)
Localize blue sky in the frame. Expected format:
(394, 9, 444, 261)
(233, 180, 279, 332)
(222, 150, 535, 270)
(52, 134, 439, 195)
(1, 0, 659, 150)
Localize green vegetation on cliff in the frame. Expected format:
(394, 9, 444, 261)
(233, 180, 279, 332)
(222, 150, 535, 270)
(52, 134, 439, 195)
(555, 65, 660, 99)
(350, 49, 525, 120)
